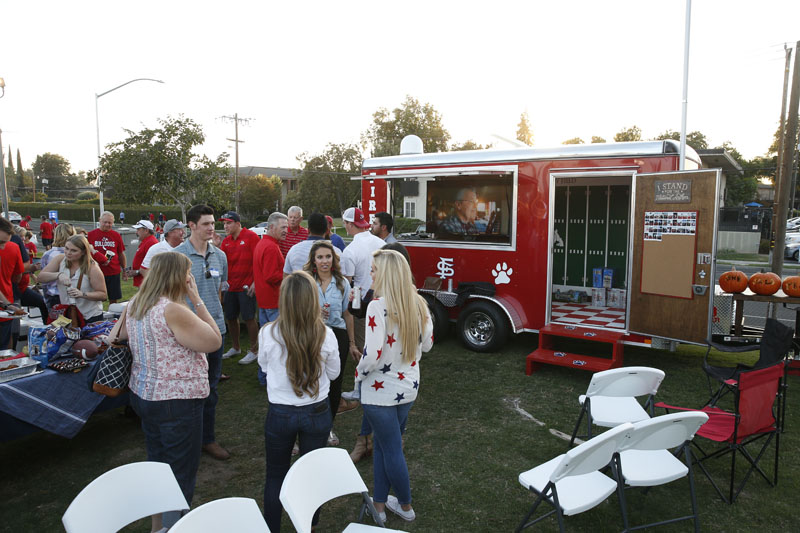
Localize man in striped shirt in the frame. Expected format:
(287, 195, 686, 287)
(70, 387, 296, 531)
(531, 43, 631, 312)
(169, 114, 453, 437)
(278, 206, 308, 257)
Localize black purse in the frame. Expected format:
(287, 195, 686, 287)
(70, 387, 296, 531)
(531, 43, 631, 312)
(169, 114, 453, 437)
(87, 308, 132, 397)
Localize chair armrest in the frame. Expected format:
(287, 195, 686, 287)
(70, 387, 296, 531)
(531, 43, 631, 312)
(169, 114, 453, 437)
(707, 340, 760, 354)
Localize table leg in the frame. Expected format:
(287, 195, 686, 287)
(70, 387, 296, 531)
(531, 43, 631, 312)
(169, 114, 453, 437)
(734, 298, 744, 336)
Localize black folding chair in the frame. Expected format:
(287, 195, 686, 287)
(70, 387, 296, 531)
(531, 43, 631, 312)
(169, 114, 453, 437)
(703, 318, 793, 406)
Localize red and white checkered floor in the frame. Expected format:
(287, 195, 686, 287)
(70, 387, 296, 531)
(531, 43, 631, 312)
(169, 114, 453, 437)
(550, 302, 627, 329)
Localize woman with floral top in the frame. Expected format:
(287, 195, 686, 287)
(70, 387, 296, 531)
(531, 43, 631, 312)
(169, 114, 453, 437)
(356, 249, 433, 523)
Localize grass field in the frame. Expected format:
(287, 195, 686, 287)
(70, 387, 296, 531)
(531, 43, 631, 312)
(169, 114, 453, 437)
(1, 288, 798, 531)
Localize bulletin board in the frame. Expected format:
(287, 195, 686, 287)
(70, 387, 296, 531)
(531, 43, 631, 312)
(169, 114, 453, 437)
(640, 211, 698, 299)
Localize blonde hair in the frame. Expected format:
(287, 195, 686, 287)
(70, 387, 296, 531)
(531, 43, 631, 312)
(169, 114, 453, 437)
(271, 271, 327, 398)
(371, 249, 429, 364)
(53, 223, 75, 247)
(64, 235, 95, 277)
(303, 240, 346, 294)
(128, 252, 192, 320)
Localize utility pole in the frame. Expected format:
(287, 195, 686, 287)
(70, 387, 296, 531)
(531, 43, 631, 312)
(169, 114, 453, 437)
(771, 41, 800, 279)
(220, 113, 253, 213)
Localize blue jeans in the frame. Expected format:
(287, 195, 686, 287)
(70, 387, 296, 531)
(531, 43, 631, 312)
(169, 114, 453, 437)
(257, 309, 279, 386)
(203, 337, 224, 445)
(263, 400, 332, 533)
(363, 402, 414, 505)
(129, 394, 204, 528)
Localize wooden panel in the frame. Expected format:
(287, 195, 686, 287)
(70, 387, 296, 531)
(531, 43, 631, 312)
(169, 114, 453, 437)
(629, 170, 719, 344)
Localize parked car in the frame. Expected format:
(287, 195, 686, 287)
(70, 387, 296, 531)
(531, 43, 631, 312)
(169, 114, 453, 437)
(1, 211, 22, 224)
(785, 242, 800, 261)
(249, 221, 269, 237)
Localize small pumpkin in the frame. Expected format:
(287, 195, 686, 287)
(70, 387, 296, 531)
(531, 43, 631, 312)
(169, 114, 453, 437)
(748, 271, 782, 295)
(782, 276, 800, 297)
(719, 267, 749, 293)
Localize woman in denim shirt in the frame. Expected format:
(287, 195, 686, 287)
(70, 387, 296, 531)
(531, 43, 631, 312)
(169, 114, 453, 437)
(304, 239, 356, 446)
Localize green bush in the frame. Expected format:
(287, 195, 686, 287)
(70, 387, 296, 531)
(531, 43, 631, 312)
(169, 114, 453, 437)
(759, 238, 771, 254)
(394, 217, 424, 234)
(76, 192, 98, 201)
(8, 202, 185, 222)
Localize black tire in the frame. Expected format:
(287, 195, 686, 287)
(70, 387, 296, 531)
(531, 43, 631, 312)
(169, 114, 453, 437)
(422, 295, 449, 343)
(456, 300, 510, 352)
(794, 250, 799, 262)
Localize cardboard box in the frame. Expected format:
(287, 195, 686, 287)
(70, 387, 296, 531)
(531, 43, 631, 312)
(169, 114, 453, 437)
(608, 289, 627, 309)
(592, 268, 603, 288)
(603, 268, 614, 289)
(591, 288, 606, 307)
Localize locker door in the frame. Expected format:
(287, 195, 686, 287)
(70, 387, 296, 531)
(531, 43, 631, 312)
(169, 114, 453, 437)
(565, 187, 587, 286)
(552, 187, 568, 284)
(607, 185, 630, 289)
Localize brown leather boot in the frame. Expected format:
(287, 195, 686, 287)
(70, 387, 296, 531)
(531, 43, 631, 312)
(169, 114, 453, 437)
(350, 435, 372, 463)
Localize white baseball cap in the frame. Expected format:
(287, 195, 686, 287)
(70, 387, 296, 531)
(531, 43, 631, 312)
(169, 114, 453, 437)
(132, 220, 155, 231)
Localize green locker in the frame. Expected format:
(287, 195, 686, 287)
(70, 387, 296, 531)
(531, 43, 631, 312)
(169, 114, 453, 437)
(552, 187, 567, 284)
(565, 187, 587, 286)
(586, 186, 608, 285)
(606, 185, 629, 288)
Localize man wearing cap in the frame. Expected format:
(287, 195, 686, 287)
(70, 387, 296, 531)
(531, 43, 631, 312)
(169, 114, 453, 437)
(325, 215, 346, 252)
(219, 211, 261, 365)
(127, 220, 158, 288)
(279, 206, 308, 258)
(370, 212, 398, 243)
(141, 219, 186, 273)
(340, 207, 385, 355)
(283, 213, 340, 275)
(87, 211, 127, 304)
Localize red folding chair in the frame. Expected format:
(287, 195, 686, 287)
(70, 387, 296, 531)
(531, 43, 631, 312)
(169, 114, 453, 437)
(655, 362, 786, 503)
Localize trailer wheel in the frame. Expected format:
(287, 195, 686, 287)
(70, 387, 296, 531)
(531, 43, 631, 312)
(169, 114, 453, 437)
(457, 301, 509, 352)
(422, 295, 449, 343)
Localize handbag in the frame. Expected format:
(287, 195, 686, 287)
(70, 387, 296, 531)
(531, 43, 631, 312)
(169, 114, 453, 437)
(87, 307, 132, 397)
(48, 271, 86, 328)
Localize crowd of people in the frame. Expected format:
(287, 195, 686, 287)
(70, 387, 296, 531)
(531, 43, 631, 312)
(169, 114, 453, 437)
(2, 205, 429, 530)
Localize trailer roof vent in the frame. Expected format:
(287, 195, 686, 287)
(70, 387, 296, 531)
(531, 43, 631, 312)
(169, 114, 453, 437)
(400, 135, 424, 155)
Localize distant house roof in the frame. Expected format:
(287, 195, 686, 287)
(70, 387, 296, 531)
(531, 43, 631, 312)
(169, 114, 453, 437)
(237, 166, 300, 179)
(696, 149, 744, 176)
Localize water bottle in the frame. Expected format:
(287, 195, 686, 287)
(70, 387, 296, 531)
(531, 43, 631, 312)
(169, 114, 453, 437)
(352, 285, 361, 310)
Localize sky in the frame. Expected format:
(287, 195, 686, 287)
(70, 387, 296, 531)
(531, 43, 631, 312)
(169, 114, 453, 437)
(1, 0, 799, 176)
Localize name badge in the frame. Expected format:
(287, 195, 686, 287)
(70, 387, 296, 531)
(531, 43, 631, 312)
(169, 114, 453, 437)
(208, 268, 221, 278)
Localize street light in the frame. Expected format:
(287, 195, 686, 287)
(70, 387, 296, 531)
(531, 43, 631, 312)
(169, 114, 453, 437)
(95, 77, 164, 215)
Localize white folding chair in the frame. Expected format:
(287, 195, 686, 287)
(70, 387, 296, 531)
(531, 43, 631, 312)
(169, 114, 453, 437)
(515, 423, 634, 532)
(62, 461, 189, 533)
(280, 447, 403, 532)
(569, 366, 665, 446)
(616, 411, 709, 532)
(169, 497, 270, 533)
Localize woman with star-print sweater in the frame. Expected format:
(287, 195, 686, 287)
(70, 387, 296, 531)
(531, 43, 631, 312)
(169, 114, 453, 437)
(354, 249, 433, 522)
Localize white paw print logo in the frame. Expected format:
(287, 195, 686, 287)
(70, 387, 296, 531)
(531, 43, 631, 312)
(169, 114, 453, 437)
(492, 262, 513, 285)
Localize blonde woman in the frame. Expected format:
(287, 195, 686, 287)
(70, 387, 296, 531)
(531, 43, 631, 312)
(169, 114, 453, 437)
(258, 271, 340, 533)
(107, 252, 222, 530)
(356, 249, 433, 523)
(38, 222, 75, 310)
(37, 235, 107, 323)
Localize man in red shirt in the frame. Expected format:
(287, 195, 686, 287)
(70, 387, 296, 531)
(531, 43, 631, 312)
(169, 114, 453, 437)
(87, 211, 127, 303)
(39, 215, 54, 250)
(0, 217, 25, 349)
(219, 211, 261, 364)
(253, 212, 288, 325)
(127, 220, 159, 288)
(278, 206, 308, 257)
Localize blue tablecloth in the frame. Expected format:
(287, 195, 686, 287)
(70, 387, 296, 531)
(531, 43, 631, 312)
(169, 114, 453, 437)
(0, 359, 128, 440)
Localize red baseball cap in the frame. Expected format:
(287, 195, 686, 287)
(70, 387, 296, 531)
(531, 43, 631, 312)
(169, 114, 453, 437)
(342, 207, 369, 229)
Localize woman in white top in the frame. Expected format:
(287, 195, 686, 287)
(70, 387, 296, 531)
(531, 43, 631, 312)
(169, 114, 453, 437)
(257, 270, 340, 533)
(37, 235, 107, 323)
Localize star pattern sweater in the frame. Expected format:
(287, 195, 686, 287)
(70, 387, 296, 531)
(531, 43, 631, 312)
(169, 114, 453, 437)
(356, 297, 433, 406)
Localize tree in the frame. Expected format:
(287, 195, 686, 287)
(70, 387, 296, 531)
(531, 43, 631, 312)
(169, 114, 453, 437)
(296, 143, 363, 215)
(718, 140, 758, 206)
(562, 137, 585, 145)
(653, 129, 709, 150)
(450, 140, 490, 151)
(362, 95, 450, 157)
(15, 149, 24, 194)
(614, 125, 642, 142)
(516, 112, 533, 146)
(591, 136, 607, 144)
(32, 152, 79, 194)
(6, 148, 11, 173)
(99, 115, 232, 221)
(239, 174, 283, 218)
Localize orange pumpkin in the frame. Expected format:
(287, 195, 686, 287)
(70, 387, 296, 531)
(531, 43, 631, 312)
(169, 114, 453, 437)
(782, 276, 800, 297)
(748, 271, 782, 295)
(718, 267, 749, 293)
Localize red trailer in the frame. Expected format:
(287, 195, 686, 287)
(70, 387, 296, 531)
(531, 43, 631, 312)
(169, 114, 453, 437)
(359, 137, 720, 373)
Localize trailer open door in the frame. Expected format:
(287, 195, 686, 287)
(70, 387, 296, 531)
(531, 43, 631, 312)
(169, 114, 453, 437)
(628, 169, 721, 344)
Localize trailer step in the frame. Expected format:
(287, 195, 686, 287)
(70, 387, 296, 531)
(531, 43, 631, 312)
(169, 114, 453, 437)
(526, 324, 625, 374)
